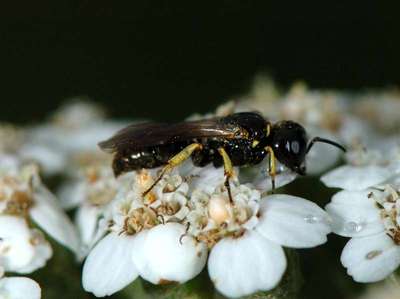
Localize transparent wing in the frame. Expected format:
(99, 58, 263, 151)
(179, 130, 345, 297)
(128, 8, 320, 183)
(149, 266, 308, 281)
(98, 118, 240, 153)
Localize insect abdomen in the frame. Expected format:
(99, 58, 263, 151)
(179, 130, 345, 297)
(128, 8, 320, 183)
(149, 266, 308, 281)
(112, 142, 190, 176)
(112, 150, 160, 176)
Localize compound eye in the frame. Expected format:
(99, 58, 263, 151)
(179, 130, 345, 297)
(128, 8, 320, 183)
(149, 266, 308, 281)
(291, 141, 300, 154)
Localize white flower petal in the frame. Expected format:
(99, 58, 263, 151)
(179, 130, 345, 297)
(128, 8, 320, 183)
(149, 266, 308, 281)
(16, 232, 52, 274)
(187, 165, 226, 194)
(338, 116, 374, 146)
(133, 223, 207, 284)
(0, 277, 41, 299)
(82, 232, 139, 297)
(19, 143, 66, 176)
(129, 229, 154, 280)
(64, 122, 125, 153)
(0, 216, 34, 271)
(75, 204, 102, 251)
(341, 233, 400, 283)
(305, 128, 341, 174)
(239, 164, 297, 192)
(57, 181, 87, 210)
(256, 195, 331, 248)
(30, 185, 79, 253)
(325, 190, 384, 237)
(321, 165, 392, 191)
(388, 161, 400, 176)
(208, 230, 286, 298)
(0, 154, 21, 175)
(52, 100, 106, 127)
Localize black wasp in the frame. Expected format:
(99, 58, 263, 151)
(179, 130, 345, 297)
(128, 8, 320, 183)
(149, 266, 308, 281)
(99, 112, 345, 201)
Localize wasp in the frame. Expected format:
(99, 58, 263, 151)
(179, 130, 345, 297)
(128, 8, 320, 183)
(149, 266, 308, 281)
(99, 112, 345, 201)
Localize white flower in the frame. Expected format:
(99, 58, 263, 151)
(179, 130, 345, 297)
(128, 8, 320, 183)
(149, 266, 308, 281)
(323, 160, 400, 282)
(321, 165, 394, 191)
(82, 232, 139, 297)
(180, 163, 228, 195)
(82, 165, 331, 298)
(58, 160, 135, 257)
(278, 83, 348, 132)
(207, 193, 330, 298)
(0, 276, 41, 299)
(131, 223, 207, 284)
(0, 215, 51, 274)
(239, 162, 297, 191)
(340, 233, 400, 283)
(354, 91, 400, 133)
(233, 78, 350, 135)
(321, 104, 400, 283)
(303, 127, 343, 175)
(321, 134, 400, 191)
(49, 100, 107, 128)
(31, 184, 79, 253)
(18, 100, 128, 175)
(74, 162, 234, 258)
(82, 169, 208, 297)
(82, 223, 207, 297)
(0, 155, 79, 255)
(325, 185, 400, 282)
(208, 231, 286, 297)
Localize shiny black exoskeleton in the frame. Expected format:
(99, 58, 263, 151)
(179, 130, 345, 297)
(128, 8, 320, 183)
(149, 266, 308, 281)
(99, 112, 345, 178)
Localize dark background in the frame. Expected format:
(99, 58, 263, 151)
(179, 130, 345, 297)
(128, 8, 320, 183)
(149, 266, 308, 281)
(1, 2, 399, 124)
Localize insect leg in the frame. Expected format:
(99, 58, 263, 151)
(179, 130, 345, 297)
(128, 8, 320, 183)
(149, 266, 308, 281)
(179, 222, 191, 245)
(266, 122, 272, 137)
(142, 143, 203, 197)
(217, 147, 234, 203)
(265, 146, 276, 191)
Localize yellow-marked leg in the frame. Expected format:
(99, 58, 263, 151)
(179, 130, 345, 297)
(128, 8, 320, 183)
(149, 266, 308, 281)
(265, 146, 276, 191)
(266, 122, 271, 137)
(143, 143, 203, 197)
(218, 147, 234, 202)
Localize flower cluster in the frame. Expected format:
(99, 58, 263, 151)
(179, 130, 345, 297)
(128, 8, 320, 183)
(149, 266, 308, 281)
(2, 83, 400, 298)
(0, 100, 121, 298)
(316, 86, 400, 284)
(81, 162, 331, 298)
(18, 101, 126, 176)
(0, 154, 79, 298)
(322, 143, 400, 283)
(210, 78, 400, 290)
(57, 154, 131, 258)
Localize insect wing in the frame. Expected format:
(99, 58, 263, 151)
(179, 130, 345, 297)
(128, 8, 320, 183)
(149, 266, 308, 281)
(98, 118, 240, 153)
(98, 122, 167, 153)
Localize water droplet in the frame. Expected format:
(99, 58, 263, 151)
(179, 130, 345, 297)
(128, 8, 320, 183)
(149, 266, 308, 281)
(366, 250, 382, 260)
(345, 221, 363, 233)
(304, 214, 319, 223)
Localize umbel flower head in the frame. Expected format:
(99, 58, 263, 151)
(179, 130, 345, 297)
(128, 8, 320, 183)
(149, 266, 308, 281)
(57, 152, 133, 258)
(323, 176, 400, 282)
(322, 118, 400, 282)
(0, 154, 80, 298)
(82, 162, 331, 298)
(0, 155, 79, 256)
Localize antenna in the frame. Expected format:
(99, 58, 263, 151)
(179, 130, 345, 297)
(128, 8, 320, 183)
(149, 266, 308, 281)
(306, 137, 346, 154)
